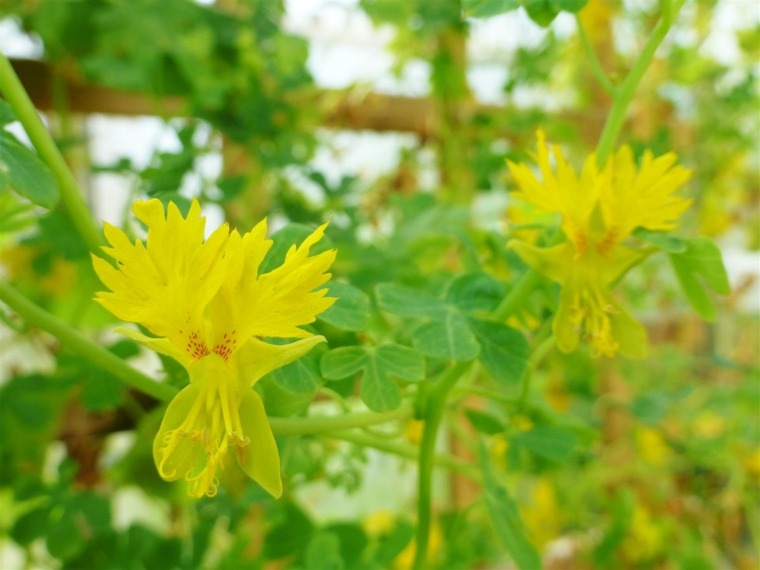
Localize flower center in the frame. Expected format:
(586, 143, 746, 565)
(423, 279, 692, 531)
(213, 330, 238, 361)
(569, 283, 618, 358)
(157, 362, 250, 497)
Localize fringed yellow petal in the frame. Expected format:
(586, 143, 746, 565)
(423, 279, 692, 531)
(152, 384, 205, 483)
(208, 222, 336, 345)
(235, 390, 283, 498)
(96, 199, 231, 360)
(507, 131, 599, 252)
(599, 146, 692, 249)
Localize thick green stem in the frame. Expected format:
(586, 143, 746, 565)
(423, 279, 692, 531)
(0, 54, 102, 252)
(269, 403, 413, 436)
(0, 280, 177, 401)
(594, 0, 675, 165)
(412, 362, 471, 570)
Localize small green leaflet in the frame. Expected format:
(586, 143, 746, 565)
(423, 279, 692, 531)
(319, 281, 371, 331)
(376, 280, 530, 373)
(668, 237, 730, 321)
(463, 0, 520, 19)
(522, 0, 559, 27)
(412, 311, 481, 361)
(0, 99, 16, 126)
(549, 0, 588, 12)
(270, 354, 321, 394)
(305, 532, 344, 570)
(375, 282, 448, 320)
(633, 227, 687, 253)
(465, 409, 506, 435)
(478, 442, 542, 570)
(321, 344, 425, 412)
(469, 319, 530, 387)
(0, 132, 60, 208)
(512, 425, 578, 462)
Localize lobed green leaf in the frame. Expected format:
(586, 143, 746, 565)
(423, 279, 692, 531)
(669, 237, 730, 321)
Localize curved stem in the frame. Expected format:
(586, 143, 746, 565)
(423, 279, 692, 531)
(269, 402, 413, 436)
(0, 54, 102, 252)
(595, 0, 675, 165)
(575, 14, 615, 95)
(0, 280, 177, 402)
(492, 267, 543, 321)
(412, 362, 471, 570)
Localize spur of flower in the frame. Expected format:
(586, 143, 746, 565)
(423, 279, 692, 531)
(93, 199, 335, 498)
(506, 131, 691, 357)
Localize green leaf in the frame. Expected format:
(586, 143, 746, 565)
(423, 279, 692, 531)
(465, 409, 506, 434)
(0, 99, 16, 126)
(319, 281, 371, 331)
(375, 283, 448, 319)
(217, 174, 247, 202)
(445, 272, 506, 314)
(321, 344, 424, 411)
(633, 228, 687, 253)
(0, 132, 60, 208)
(10, 507, 50, 545)
(463, 0, 521, 18)
(320, 346, 366, 379)
(361, 359, 404, 412)
(264, 502, 314, 559)
(412, 311, 480, 361)
(325, 523, 370, 568)
(669, 237, 730, 321)
(513, 425, 578, 462)
(470, 319, 530, 386)
(305, 531, 344, 570)
(81, 371, 125, 411)
(521, 0, 559, 26)
(375, 344, 426, 382)
(549, 0, 588, 13)
(270, 352, 321, 394)
(479, 443, 542, 570)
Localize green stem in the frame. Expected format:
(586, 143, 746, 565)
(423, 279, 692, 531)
(0, 54, 102, 252)
(327, 430, 480, 481)
(575, 15, 615, 95)
(453, 385, 519, 406)
(492, 268, 543, 321)
(412, 362, 471, 570)
(269, 402, 413, 436)
(594, 0, 675, 165)
(516, 335, 556, 407)
(0, 280, 177, 402)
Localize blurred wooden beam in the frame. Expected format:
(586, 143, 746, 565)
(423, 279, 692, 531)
(8, 58, 496, 137)
(10, 59, 185, 117)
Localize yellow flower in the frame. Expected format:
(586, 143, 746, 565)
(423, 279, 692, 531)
(635, 427, 672, 467)
(521, 477, 560, 548)
(506, 131, 691, 357)
(93, 199, 336, 498)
